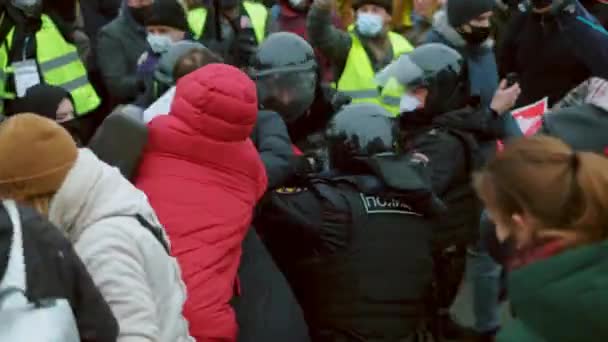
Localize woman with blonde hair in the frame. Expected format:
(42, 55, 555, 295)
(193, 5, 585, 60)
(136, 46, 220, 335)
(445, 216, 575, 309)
(474, 135, 608, 341)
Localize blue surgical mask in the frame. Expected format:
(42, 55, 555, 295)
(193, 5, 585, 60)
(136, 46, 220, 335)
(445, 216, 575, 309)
(399, 93, 421, 112)
(356, 12, 384, 37)
(147, 34, 173, 54)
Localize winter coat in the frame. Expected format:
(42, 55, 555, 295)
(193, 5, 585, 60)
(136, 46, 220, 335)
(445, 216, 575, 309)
(400, 107, 506, 243)
(0, 204, 118, 342)
(233, 227, 311, 342)
(250, 110, 295, 190)
(497, 239, 608, 341)
(97, 2, 148, 104)
(48, 148, 193, 342)
(498, 0, 608, 107)
(425, 10, 522, 143)
(135, 64, 268, 341)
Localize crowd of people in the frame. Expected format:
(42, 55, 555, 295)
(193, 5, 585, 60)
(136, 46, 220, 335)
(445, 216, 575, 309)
(0, 0, 607, 341)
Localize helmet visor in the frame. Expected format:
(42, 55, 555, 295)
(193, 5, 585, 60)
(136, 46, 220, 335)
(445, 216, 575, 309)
(257, 70, 318, 123)
(375, 54, 426, 89)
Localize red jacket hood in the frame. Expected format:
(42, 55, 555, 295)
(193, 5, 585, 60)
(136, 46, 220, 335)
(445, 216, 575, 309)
(135, 63, 267, 340)
(170, 63, 258, 143)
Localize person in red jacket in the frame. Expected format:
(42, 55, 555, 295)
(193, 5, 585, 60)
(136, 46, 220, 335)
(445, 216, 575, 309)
(134, 63, 268, 341)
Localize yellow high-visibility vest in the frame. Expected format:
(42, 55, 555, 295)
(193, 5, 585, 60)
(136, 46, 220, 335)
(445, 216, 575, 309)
(336, 29, 413, 116)
(187, 1, 268, 43)
(0, 14, 100, 115)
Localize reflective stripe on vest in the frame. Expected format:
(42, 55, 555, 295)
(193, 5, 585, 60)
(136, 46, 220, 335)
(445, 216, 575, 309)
(0, 15, 100, 115)
(336, 30, 413, 116)
(187, 2, 268, 43)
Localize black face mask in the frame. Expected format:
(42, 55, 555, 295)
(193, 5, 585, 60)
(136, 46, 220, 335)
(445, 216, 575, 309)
(129, 5, 152, 25)
(530, 0, 553, 9)
(460, 26, 491, 45)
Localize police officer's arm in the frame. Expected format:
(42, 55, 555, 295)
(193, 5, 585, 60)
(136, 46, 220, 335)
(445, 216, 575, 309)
(307, 0, 352, 70)
(410, 132, 466, 196)
(97, 30, 139, 101)
(253, 110, 296, 190)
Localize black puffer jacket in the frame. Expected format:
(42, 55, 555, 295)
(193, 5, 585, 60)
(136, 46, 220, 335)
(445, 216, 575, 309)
(0, 205, 118, 342)
(401, 107, 506, 243)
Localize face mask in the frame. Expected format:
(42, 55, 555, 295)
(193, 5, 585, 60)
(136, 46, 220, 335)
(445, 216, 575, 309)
(129, 5, 152, 25)
(356, 13, 384, 38)
(530, 0, 552, 9)
(288, 0, 309, 11)
(11, 0, 42, 18)
(147, 34, 173, 54)
(399, 93, 421, 112)
(460, 26, 491, 45)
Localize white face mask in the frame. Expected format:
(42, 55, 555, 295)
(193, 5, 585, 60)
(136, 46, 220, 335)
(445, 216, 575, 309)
(288, 0, 307, 9)
(356, 12, 384, 37)
(147, 34, 173, 54)
(399, 93, 421, 112)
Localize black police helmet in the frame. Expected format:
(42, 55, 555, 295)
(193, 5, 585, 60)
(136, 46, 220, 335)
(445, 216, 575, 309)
(326, 103, 398, 172)
(248, 32, 318, 124)
(376, 43, 469, 116)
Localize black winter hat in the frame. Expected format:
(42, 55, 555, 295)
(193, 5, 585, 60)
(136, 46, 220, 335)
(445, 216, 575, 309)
(144, 0, 190, 32)
(447, 0, 495, 28)
(353, 0, 393, 14)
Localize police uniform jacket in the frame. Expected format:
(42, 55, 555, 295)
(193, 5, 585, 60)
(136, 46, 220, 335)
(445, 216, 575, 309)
(256, 159, 438, 341)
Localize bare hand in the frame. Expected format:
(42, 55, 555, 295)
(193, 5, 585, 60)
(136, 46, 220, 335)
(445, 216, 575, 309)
(490, 79, 521, 115)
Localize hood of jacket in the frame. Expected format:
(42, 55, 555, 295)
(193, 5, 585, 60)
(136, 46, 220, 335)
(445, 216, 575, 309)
(49, 149, 157, 243)
(500, 239, 608, 341)
(143, 63, 267, 200)
(430, 10, 494, 50)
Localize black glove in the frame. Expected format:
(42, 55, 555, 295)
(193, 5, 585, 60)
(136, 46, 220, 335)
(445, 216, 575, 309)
(235, 28, 258, 68)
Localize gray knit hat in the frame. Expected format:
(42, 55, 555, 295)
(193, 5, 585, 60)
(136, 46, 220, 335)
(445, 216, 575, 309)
(154, 40, 207, 85)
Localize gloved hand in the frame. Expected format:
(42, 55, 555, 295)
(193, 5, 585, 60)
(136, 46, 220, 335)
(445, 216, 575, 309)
(235, 29, 258, 68)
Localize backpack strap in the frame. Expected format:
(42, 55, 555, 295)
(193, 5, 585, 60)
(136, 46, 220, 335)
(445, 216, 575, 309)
(134, 214, 171, 254)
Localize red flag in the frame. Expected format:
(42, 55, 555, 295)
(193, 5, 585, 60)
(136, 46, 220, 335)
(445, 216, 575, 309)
(511, 97, 549, 136)
(496, 97, 549, 153)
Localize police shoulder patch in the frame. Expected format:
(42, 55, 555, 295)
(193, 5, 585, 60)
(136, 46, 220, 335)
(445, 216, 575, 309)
(360, 193, 422, 216)
(275, 187, 306, 194)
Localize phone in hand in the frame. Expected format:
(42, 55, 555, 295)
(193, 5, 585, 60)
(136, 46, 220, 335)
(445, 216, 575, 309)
(506, 73, 519, 87)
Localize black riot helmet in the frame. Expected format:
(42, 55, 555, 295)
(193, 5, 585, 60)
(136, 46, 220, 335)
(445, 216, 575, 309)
(326, 103, 398, 172)
(248, 32, 318, 124)
(376, 43, 468, 116)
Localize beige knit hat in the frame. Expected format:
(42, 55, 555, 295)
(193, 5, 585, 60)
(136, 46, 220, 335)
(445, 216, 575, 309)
(0, 113, 78, 201)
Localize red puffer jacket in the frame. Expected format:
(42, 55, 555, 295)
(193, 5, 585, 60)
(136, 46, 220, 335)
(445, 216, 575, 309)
(135, 64, 267, 341)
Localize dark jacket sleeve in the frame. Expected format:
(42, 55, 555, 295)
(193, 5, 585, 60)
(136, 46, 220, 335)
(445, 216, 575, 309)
(18, 207, 119, 342)
(556, 0, 608, 79)
(307, 5, 352, 74)
(252, 110, 295, 190)
(410, 131, 466, 196)
(97, 28, 140, 101)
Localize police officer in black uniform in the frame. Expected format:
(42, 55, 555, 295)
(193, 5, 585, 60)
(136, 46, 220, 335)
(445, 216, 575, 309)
(249, 32, 350, 173)
(377, 43, 520, 339)
(255, 102, 442, 342)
